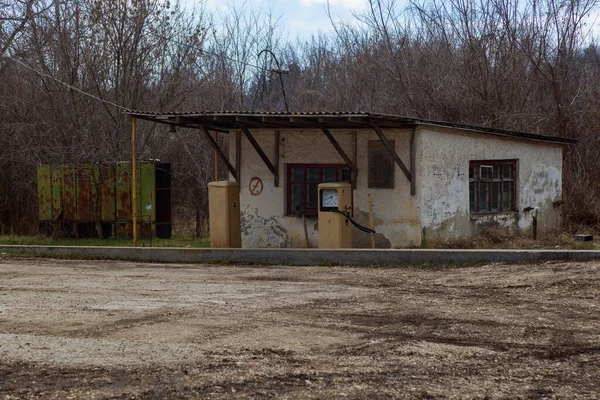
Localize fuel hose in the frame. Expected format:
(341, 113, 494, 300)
(329, 209, 376, 234)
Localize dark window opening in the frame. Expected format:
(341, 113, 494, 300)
(469, 160, 517, 213)
(287, 164, 351, 216)
(368, 140, 395, 189)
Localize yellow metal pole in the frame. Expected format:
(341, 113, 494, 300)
(131, 117, 137, 247)
(214, 131, 219, 181)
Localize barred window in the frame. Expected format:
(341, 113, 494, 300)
(469, 160, 517, 213)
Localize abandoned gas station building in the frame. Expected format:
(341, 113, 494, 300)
(127, 111, 575, 248)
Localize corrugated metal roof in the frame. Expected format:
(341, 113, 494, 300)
(124, 110, 576, 144)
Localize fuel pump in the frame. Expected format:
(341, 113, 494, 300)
(318, 183, 353, 248)
(318, 183, 376, 248)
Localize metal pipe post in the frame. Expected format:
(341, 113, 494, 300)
(131, 117, 137, 247)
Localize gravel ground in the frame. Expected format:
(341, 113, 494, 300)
(0, 257, 599, 399)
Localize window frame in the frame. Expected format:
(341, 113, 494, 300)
(469, 159, 517, 214)
(286, 163, 351, 217)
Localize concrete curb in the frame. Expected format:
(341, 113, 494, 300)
(1, 245, 600, 266)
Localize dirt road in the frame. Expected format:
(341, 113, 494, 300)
(0, 258, 598, 399)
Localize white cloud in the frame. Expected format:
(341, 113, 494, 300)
(298, 0, 367, 10)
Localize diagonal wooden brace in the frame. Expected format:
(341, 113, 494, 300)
(240, 125, 279, 187)
(199, 126, 237, 180)
(371, 124, 412, 182)
(320, 127, 358, 177)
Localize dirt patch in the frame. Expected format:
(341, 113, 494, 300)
(0, 258, 599, 398)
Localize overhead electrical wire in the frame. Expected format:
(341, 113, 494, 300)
(0, 0, 292, 112)
(2, 54, 128, 110)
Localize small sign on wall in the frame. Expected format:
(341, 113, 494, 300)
(249, 177, 263, 196)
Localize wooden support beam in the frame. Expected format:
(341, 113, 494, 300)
(176, 117, 230, 133)
(236, 116, 282, 129)
(274, 131, 280, 187)
(261, 116, 300, 128)
(236, 131, 241, 183)
(198, 126, 237, 179)
(320, 127, 358, 177)
(371, 124, 412, 182)
(352, 131, 357, 190)
(410, 128, 416, 196)
(239, 125, 277, 176)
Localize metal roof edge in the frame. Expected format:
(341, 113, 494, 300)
(123, 110, 577, 144)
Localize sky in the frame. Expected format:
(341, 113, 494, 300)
(185, 0, 376, 40)
(183, 0, 600, 43)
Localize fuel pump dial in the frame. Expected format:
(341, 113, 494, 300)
(321, 189, 339, 209)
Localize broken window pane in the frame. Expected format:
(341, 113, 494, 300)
(480, 166, 492, 179)
(470, 160, 517, 213)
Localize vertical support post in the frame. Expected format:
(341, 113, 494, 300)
(214, 131, 219, 181)
(274, 131, 280, 187)
(352, 131, 357, 190)
(235, 131, 241, 182)
(131, 117, 137, 247)
(302, 214, 309, 248)
(368, 193, 375, 249)
(410, 128, 416, 196)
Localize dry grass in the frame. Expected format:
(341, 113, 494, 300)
(447, 229, 598, 250)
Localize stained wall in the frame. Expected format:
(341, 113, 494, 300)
(226, 126, 565, 248)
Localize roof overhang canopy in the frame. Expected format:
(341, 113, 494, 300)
(124, 110, 576, 145)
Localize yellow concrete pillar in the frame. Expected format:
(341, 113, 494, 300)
(208, 181, 241, 248)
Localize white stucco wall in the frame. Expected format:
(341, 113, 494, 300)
(228, 129, 421, 248)
(226, 126, 565, 248)
(417, 127, 564, 244)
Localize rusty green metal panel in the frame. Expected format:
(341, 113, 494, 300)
(37, 161, 169, 239)
(115, 162, 132, 239)
(37, 165, 52, 221)
(138, 162, 156, 239)
(51, 165, 63, 221)
(76, 164, 94, 222)
(115, 162, 131, 222)
(100, 165, 116, 222)
(63, 166, 77, 221)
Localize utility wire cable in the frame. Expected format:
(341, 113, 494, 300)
(2, 54, 128, 110)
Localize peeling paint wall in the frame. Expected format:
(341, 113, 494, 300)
(417, 127, 564, 244)
(228, 129, 421, 248)
(226, 126, 564, 248)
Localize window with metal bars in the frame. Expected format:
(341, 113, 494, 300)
(469, 160, 517, 213)
(286, 164, 352, 216)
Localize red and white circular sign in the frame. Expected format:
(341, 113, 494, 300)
(249, 177, 263, 196)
